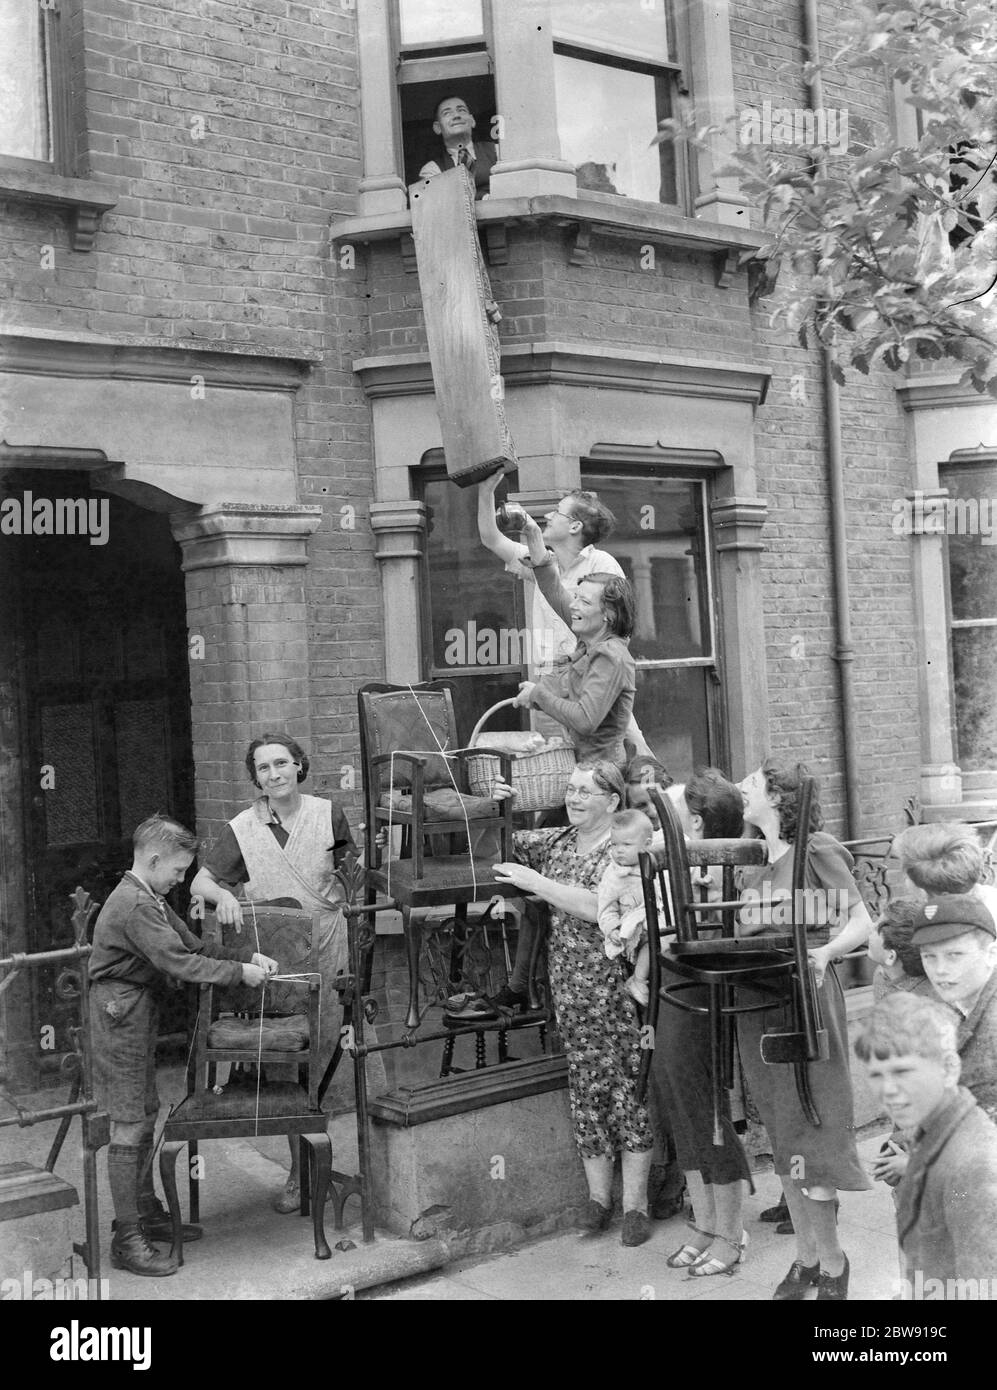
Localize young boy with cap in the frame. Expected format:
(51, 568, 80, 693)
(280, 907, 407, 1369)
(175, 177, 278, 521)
(856, 992, 997, 1298)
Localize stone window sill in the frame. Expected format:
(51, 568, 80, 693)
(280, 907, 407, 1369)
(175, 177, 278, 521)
(331, 191, 765, 282)
(0, 161, 117, 251)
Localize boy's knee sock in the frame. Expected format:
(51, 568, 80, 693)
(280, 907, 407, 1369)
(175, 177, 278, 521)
(135, 1135, 159, 1214)
(108, 1144, 141, 1226)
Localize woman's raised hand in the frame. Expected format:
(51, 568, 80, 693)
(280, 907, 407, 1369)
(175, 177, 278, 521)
(513, 681, 537, 708)
(492, 861, 541, 894)
(490, 778, 517, 801)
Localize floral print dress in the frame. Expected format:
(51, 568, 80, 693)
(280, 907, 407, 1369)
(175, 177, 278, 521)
(515, 827, 653, 1159)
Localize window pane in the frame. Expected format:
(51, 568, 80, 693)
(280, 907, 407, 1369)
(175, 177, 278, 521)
(551, 0, 669, 62)
(952, 628, 997, 770)
(584, 474, 712, 661)
(422, 473, 526, 742)
(399, 0, 484, 46)
(554, 53, 673, 202)
(633, 666, 711, 782)
(943, 462, 997, 621)
(0, 0, 49, 161)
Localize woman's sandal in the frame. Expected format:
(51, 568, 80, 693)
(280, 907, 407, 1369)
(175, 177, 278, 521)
(666, 1224, 716, 1268)
(687, 1229, 749, 1278)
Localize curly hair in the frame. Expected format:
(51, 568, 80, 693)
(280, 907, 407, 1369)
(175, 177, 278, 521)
(761, 759, 824, 844)
(874, 897, 928, 979)
(854, 992, 958, 1065)
(245, 734, 310, 789)
(894, 822, 986, 895)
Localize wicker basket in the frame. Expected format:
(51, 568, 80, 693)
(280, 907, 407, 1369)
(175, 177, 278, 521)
(467, 699, 576, 812)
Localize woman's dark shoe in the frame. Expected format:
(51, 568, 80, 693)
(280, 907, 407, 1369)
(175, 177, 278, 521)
(621, 1210, 652, 1247)
(817, 1254, 850, 1301)
(489, 984, 529, 1012)
(578, 1198, 613, 1233)
(772, 1260, 820, 1300)
(760, 1197, 791, 1224)
(110, 1221, 178, 1277)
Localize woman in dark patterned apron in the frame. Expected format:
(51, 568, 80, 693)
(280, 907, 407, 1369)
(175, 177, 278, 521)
(191, 733, 367, 1212)
(492, 760, 655, 1246)
(736, 761, 873, 1301)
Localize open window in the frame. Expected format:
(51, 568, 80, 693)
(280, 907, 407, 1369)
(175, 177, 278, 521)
(394, 0, 497, 189)
(550, 0, 685, 206)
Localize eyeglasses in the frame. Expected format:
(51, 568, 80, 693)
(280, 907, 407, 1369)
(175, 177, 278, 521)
(551, 506, 576, 520)
(565, 785, 608, 801)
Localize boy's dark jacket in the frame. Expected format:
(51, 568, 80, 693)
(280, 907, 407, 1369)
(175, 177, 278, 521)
(957, 969, 997, 1122)
(89, 874, 252, 993)
(897, 1086, 997, 1291)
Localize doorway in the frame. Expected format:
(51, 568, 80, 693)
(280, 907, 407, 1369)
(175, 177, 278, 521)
(0, 470, 194, 1085)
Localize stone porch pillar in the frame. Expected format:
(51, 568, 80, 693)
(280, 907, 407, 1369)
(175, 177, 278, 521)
(370, 501, 427, 684)
(171, 504, 323, 840)
(710, 496, 769, 777)
(356, 0, 408, 216)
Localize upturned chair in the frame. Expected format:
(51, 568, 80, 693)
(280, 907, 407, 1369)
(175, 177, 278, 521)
(159, 906, 358, 1263)
(639, 779, 828, 1143)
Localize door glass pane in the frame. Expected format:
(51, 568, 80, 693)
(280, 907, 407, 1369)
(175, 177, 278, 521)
(584, 474, 711, 661)
(116, 699, 170, 833)
(0, 0, 49, 160)
(399, 0, 483, 46)
(952, 629, 997, 770)
(551, 0, 670, 62)
(40, 705, 100, 845)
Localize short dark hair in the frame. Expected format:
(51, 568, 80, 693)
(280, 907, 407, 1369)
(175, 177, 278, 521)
(874, 897, 928, 977)
(685, 768, 744, 839)
(563, 490, 615, 546)
(133, 814, 197, 856)
(611, 808, 654, 838)
(625, 755, 672, 791)
(761, 759, 823, 844)
(434, 94, 471, 122)
(579, 572, 635, 639)
(245, 734, 309, 789)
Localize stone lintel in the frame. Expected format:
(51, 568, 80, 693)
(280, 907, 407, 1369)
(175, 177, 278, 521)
(172, 505, 323, 571)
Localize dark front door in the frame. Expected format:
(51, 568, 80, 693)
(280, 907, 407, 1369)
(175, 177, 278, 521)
(1, 471, 194, 1080)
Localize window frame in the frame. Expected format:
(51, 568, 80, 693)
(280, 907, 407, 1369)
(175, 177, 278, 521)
(391, 0, 494, 85)
(550, 0, 689, 211)
(580, 461, 729, 774)
(0, 0, 75, 177)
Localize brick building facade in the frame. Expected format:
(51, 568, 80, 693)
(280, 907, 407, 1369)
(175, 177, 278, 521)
(1, 0, 994, 1082)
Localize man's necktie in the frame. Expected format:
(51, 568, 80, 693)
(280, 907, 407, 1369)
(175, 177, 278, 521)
(457, 145, 473, 170)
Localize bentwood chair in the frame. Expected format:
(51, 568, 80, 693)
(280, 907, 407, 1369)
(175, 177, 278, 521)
(160, 906, 359, 1263)
(358, 682, 523, 1028)
(639, 779, 829, 1144)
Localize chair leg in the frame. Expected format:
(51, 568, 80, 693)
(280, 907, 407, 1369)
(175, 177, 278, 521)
(299, 1134, 311, 1215)
(403, 907, 422, 1029)
(188, 1139, 200, 1224)
(159, 1141, 186, 1268)
(475, 1030, 486, 1069)
(302, 1134, 332, 1260)
(440, 1033, 456, 1078)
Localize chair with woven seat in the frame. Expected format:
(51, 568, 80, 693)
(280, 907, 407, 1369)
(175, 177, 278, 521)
(638, 779, 828, 1144)
(159, 906, 353, 1263)
(359, 681, 523, 1028)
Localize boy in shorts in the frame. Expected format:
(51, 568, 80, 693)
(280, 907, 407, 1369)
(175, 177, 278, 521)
(89, 815, 273, 1276)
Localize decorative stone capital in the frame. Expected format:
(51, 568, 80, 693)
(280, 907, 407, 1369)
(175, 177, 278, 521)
(171, 504, 323, 570)
(710, 496, 768, 552)
(369, 500, 428, 562)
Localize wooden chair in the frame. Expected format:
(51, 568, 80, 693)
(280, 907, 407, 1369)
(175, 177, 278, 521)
(159, 906, 354, 1263)
(359, 681, 523, 1028)
(639, 779, 829, 1143)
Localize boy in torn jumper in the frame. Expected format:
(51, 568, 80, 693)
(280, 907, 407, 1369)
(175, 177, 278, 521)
(89, 814, 274, 1277)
